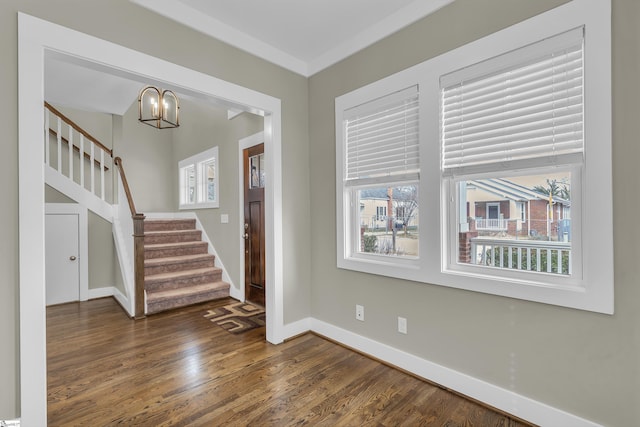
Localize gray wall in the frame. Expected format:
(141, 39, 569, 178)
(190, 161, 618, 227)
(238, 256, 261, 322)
(1, 0, 310, 418)
(308, 0, 639, 426)
(172, 98, 263, 291)
(114, 100, 174, 212)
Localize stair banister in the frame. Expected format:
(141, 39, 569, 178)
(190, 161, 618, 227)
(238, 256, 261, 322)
(114, 157, 146, 319)
(44, 102, 112, 201)
(44, 102, 113, 156)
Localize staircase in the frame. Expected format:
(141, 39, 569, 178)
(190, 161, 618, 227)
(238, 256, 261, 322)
(144, 218, 230, 314)
(43, 102, 232, 317)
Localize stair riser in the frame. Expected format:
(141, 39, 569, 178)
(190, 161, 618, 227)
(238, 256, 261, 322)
(144, 231, 202, 245)
(147, 287, 230, 314)
(145, 219, 196, 232)
(145, 271, 223, 292)
(144, 244, 208, 259)
(145, 257, 215, 276)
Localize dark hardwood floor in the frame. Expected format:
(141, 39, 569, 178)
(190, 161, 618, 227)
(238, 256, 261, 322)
(47, 297, 533, 426)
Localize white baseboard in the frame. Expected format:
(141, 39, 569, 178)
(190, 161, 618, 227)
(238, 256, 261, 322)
(283, 317, 312, 339)
(229, 283, 243, 301)
(283, 318, 600, 427)
(88, 287, 115, 299)
(88, 286, 134, 317)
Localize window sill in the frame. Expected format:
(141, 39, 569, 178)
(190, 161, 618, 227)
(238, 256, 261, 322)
(179, 202, 219, 210)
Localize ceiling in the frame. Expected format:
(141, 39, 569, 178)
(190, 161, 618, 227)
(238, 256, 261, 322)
(45, 0, 453, 115)
(132, 0, 454, 77)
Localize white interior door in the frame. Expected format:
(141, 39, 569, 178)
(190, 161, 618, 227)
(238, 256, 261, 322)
(46, 213, 80, 305)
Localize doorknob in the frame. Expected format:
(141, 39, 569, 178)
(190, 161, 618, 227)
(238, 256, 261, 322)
(243, 233, 249, 240)
(69, 256, 77, 261)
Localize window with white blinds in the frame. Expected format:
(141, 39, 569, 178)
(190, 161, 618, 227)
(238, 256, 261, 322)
(441, 27, 584, 176)
(344, 85, 419, 186)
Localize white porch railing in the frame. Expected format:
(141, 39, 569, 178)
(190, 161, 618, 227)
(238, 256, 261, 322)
(470, 238, 571, 275)
(475, 218, 508, 230)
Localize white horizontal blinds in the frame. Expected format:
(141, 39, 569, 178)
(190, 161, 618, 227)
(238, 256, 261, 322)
(441, 27, 584, 176)
(345, 85, 419, 186)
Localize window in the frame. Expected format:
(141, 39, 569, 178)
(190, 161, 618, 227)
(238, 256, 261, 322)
(336, 0, 612, 314)
(442, 28, 583, 282)
(249, 152, 265, 189)
(179, 146, 219, 209)
(516, 202, 526, 222)
(337, 85, 420, 261)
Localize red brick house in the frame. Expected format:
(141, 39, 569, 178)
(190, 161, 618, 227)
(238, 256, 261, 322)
(466, 178, 570, 240)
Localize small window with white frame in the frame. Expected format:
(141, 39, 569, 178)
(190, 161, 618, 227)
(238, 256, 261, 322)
(179, 146, 219, 209)
(338, 85, 420, 260)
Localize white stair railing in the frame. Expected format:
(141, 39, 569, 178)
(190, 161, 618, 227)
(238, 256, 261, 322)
(44, 102, 112, 203)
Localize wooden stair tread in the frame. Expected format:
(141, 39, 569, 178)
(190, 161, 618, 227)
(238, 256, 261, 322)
(145, 267, 221, 282)
(146, 281, 229, 301)
(145, 241, 208, 249)
(145, 218, 194, 223)
(144, 254, 213, 266)
(144, 219, 196, 232)
(144, 253, 213, 266)
(145, 229, 199, 236)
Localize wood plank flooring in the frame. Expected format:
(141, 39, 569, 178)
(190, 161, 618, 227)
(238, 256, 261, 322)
(47, 297, 533, 426)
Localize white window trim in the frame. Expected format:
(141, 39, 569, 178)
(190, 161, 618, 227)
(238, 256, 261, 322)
(336, 0, 612, 314)
(178, 146, 220, 209)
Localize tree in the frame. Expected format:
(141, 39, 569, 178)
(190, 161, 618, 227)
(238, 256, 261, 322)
(533, 178, 570, 200)
(391, 185, 418, 236)
(533, 179, 560, 198)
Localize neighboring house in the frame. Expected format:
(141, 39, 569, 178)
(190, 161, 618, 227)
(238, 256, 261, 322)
(359, 187, 419, 230)
(466, 178, 570, 240)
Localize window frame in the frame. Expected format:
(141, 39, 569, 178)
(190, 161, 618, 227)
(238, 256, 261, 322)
(336, 73, 425, 272)
(178, 146, 220, 210)
(335, 0, 612, 314)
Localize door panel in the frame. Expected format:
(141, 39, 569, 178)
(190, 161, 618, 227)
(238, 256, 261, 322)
(244, 144, 265, 307)
(46, 213, 80, 305)
(249, 201, 263, 285)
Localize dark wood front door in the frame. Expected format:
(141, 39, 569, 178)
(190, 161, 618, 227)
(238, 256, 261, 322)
(243, 144, 265, 307)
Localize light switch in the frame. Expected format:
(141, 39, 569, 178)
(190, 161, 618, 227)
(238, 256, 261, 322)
(220, 214, 229, 224)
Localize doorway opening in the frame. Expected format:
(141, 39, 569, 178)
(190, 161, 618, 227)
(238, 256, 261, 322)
(19, 13, 285, 425)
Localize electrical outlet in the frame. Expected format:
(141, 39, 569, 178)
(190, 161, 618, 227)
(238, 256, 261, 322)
(398, 317, 407, 334)
(356, 304, 365, 321)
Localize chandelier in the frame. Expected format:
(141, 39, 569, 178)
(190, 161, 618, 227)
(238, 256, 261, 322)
(138, 86, 180, 129)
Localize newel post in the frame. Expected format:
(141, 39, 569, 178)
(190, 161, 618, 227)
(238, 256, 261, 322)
(133, 213, 146, 319)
